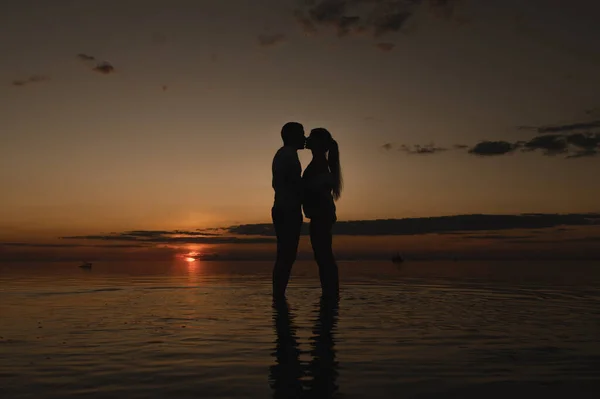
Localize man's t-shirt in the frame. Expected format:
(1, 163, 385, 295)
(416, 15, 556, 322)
(272, 146, 302, 212)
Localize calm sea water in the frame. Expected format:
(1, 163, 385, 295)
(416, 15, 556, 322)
(1, 260, 599, 398)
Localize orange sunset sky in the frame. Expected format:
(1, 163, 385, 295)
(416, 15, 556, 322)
(1, 0, 599, 261)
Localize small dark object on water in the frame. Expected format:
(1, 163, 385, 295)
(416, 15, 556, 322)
(392, 253, 404, 263)
(79, 262, 92, 269)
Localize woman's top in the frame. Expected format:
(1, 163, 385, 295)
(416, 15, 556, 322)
(302, 162, 336, 222)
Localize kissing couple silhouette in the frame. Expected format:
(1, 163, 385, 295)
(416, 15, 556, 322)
(271, 122, 343, 300)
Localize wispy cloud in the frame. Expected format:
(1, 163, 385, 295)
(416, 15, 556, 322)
(77, 54, 116, 74)
(93, 62, 115, 74)
(11, 75, 50, 87)
(567, 149, 598, 159)
(375, 42, 395, 52)
(258, 33, 286, 47)
(61, 229, 275, 244)
(381, 143, 447, 154)
(77, 53, 96, 61)
(537, 120, 600, 133)
(399, 143, 447, 155)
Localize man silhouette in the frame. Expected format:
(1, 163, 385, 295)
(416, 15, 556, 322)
(272, 122, 306, 299)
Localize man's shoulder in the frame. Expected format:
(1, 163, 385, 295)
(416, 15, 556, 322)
(273, 146, 298, 162)
(274, 146, 286, 157)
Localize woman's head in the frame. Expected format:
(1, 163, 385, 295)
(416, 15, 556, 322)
(307, 128, 343, 200)
(306, 128, 332, 154)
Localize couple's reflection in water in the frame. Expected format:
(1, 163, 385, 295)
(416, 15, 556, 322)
(269, 297, 340, 398)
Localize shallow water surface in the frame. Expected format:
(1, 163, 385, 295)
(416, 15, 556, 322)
(1, 260, 599, 398)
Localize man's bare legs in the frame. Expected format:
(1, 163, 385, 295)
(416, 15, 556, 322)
(272, 208, 303, 299)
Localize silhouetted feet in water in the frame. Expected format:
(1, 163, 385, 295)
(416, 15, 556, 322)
(273, 291, 338, 302)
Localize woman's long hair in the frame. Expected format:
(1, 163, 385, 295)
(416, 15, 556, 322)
(311, 128, 343, 201)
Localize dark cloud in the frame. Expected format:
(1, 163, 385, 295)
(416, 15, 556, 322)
(12, 75, 50, 87)
(375, 42, 395, 51)
(0, 242, 146, 248)
(509, 237, 600, 245)
(308, 0, 347, 24)
(381, 142, 393, 150)
(294, 0, 460, 39)
(428, 0, 459, 18)
(522, 134, 568, 156)
(566, 149, 598, 159)
(566, 132, 600, 150)
(302, 0, 364, 36)
(517, 118, 600, 134)
(387, 130, 599, 159)
(564, 132, 600, 158)
(520, 118, 600, 158)
(61, 229, 275, 244)
(77, 54, 115, 74)
(225, 213, 600, 237)
(468, 141, 517, 156)
(93, 62, 115, 74)
(399, 143, 447, 155)
(519, 132, 599, 158)
(258, 33, 287, 47)
(537, 120, 600, 133)
(373, 11, 412, 37)
(338, 15, 362, 36)
(463, 234, 536, 240)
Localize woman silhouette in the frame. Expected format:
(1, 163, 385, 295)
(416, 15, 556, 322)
(302, 128, 342, 298)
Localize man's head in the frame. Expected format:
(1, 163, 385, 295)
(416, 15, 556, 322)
(281, 122, 306, 150)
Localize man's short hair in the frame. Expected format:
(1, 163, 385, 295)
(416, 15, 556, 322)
(281, 122, 303, 144)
